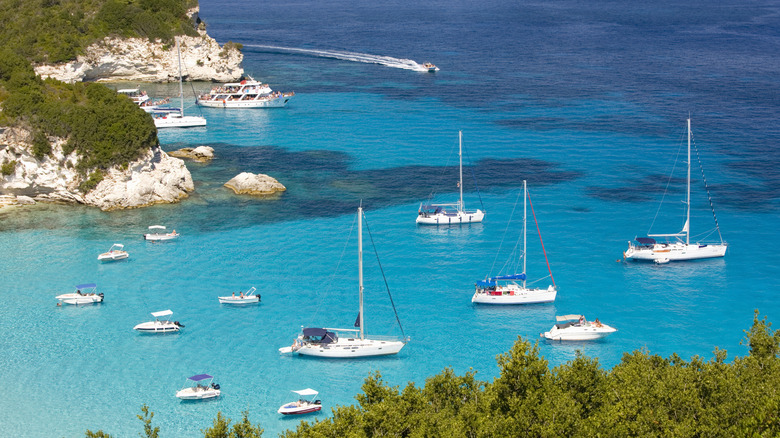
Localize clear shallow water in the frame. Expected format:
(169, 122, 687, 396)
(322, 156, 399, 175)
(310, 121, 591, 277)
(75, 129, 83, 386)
(2, 0, 780, 436)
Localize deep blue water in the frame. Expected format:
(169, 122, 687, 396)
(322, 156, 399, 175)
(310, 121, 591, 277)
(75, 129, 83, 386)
(2, 0, 780, 436)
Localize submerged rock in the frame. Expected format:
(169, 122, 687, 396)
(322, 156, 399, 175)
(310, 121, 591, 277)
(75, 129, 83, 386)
(224, 172, 286, 196)
(168, 146, 214, 163)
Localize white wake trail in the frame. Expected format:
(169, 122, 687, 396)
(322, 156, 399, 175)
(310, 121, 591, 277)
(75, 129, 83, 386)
(245, 44, 430, 72)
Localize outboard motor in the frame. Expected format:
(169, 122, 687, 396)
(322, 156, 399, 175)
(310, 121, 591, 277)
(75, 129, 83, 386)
(212, 383, 220, 390)
(174, 321, 185, 328)
(257, 295, 262, 302)
(98, 293, 104, 298)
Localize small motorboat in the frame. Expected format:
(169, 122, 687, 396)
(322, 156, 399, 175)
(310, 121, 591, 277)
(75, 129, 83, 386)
(278, 389, 322, 415)
(133, 310, 183, 334)
(176, 374, 221, 400)
(97, 243, 129, 262)
(542, 315, 617, 341)
(218, 287, 261, 305)
(143, 225, 179, 241)
(56, 283, 104, 305)
(422, 62, 439, 72)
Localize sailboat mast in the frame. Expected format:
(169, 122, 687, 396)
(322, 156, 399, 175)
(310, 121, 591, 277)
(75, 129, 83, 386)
(458, 131, 464, 213)
(686, 118, 691, 245)
(358, 207, 365, 340)
(176, 38, 184, 113)
(522, 180, 527, 288)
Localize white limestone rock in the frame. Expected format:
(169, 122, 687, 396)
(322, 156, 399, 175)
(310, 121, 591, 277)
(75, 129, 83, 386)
(168, 146, 214, 162)
(34, 27, 243, 83)
(0, 127, 194, 211)
(224, 172, 286, 196)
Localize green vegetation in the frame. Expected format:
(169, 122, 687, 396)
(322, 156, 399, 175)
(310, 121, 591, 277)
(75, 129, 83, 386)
(1, 159, 16, 176)
(0, 48, 158, 179)
(88, 311, 780, 437)
(0, 0, 201, 64)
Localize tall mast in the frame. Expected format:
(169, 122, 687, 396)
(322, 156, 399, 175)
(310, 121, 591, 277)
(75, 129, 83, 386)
(358, 207, 364, 340)
(686, 118, 691, 245)
(458, 131, 464, 213)
(176, 38, 184, 114)
(522, 180, 527, 288)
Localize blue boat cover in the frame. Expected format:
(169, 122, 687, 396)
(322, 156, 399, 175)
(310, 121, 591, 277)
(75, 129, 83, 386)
(476, 273, 527, 287)
(75, 283, 97, 289)
(302, 328, 338, 344)
(188, 374, 212, 381)
(636, 237, 656, 244)
(303, 328, 327, 337)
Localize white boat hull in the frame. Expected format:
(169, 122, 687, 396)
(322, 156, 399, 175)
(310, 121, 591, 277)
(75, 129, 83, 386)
(154, 115, 207, 129)
(625, 242, 727, 262)
(291, 338, 405, 358)
(56, 293, 103, 305)
(218, 296, 261, 305)
(144, 233, 178, 241)
(197, 94, 293, 108)
(543, 323, 616, 341)
(133, 321, 180, 334)
(176, 387, 220, 400)
(97, 251, 128, 262)
(417, 209, 484, 225)
(277, 402, 322, 415)
(472, 285, 556, 304)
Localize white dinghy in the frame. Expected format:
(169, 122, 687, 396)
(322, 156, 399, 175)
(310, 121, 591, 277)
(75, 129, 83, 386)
(143, 225, 179, 242)
(97, 243, 129, 262)
(542, 315, 616, 341)
(277, 388, 322, 415)
(56, 283, 104, 305)
(133, 310, 183, 334)
(175, 374, 220, 400)
(218, 287, 261, 305)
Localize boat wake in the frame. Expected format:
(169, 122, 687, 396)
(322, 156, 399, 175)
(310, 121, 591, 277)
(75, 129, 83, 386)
(245, 45, 430, 72)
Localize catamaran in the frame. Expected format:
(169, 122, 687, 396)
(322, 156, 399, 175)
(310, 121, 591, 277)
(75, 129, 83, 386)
(279, 207, 408, 358)
(624, 118, 727, 263)
(472, 180, 556, 304)
(416, 131, 485, 225)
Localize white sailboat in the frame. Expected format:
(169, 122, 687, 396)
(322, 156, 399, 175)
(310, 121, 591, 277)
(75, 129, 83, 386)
(154, 38, 207, 129)
(416, 131, 485, 225)
(624, 118, 727, 263)
(472, 180, 556, 304)
(279, 207, 408, 358)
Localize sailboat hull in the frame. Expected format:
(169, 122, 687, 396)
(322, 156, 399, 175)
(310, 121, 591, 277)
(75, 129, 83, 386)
(416, 209, 484, 225)
(295, 338, 405, 358)
(472, 285, 556, 304)
(625, 242, 727, 262)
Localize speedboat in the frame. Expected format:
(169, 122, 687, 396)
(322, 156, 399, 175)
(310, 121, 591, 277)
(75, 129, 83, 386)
(143, 225, 179, 241)
(133, 310, 183, 334)
(56, 283, 104, 305)
(278, 389, 322, 415)
(196, 75, 294, 108)
(423, 62, 439, 72)
(542, 315, 616, 341)
(218, 287, 261, 305)
(97, 243, 129, 262)
(175, 374, 220, 400)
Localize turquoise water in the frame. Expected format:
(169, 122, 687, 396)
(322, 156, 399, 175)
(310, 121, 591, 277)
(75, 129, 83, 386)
(3, 0, 780, 436)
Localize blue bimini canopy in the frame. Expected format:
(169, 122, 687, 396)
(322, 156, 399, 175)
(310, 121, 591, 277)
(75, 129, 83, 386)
(302, 327, 338, 344)
(636, 237, 656, 244)
(476, 274, 527, 287)
(303, 327, 327, 337)
(76, 283, 97, 289)
(188, 374, 213, 381)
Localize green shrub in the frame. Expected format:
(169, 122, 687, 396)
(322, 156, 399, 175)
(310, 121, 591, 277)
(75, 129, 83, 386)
(1, 160, 17, 176)
(78, 170, 104, 193)
(32, 130, 51, 159)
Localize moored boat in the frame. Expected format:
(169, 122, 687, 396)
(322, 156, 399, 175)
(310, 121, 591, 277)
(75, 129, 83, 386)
(97, 243, 129, 262)
(218, 287, 261, 305)
(133, 310, 183, 334)
(278, 389, 322, 415)
(542, 315, 616, 341)
(144, 225, 179, 241)
(56, 283, 104, 305)
(154, 38, 207, 129)
(176, 374, 220, 400)
(196, 76, 294, 108)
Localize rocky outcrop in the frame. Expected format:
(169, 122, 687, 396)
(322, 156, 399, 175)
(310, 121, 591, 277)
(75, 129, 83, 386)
(224, 172, 286, 196)
(34, 25, 243, 83)
(168, 146, 214, 163)
(0, 127, 194, 211)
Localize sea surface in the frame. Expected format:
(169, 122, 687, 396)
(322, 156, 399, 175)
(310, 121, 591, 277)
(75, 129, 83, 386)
(2, 0, 779, 436)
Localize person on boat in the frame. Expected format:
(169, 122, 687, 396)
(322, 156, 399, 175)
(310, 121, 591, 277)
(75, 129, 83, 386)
(595, 318, 602, 327)
(579, 315, 585, 324)
(232, 292, 235, 298)
(76, 289, 82, 295)
(240, 291, 244, 298)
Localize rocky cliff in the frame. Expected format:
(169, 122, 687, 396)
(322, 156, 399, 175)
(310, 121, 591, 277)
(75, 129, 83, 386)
(0, 127, 193, 211)
(33, 8, 243, 83)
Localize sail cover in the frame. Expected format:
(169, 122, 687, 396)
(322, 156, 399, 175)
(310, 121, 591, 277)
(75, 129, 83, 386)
(636, 237, 656, 244)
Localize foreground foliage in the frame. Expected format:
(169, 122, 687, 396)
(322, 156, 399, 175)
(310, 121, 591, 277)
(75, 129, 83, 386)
(86, 311, 780, 437)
